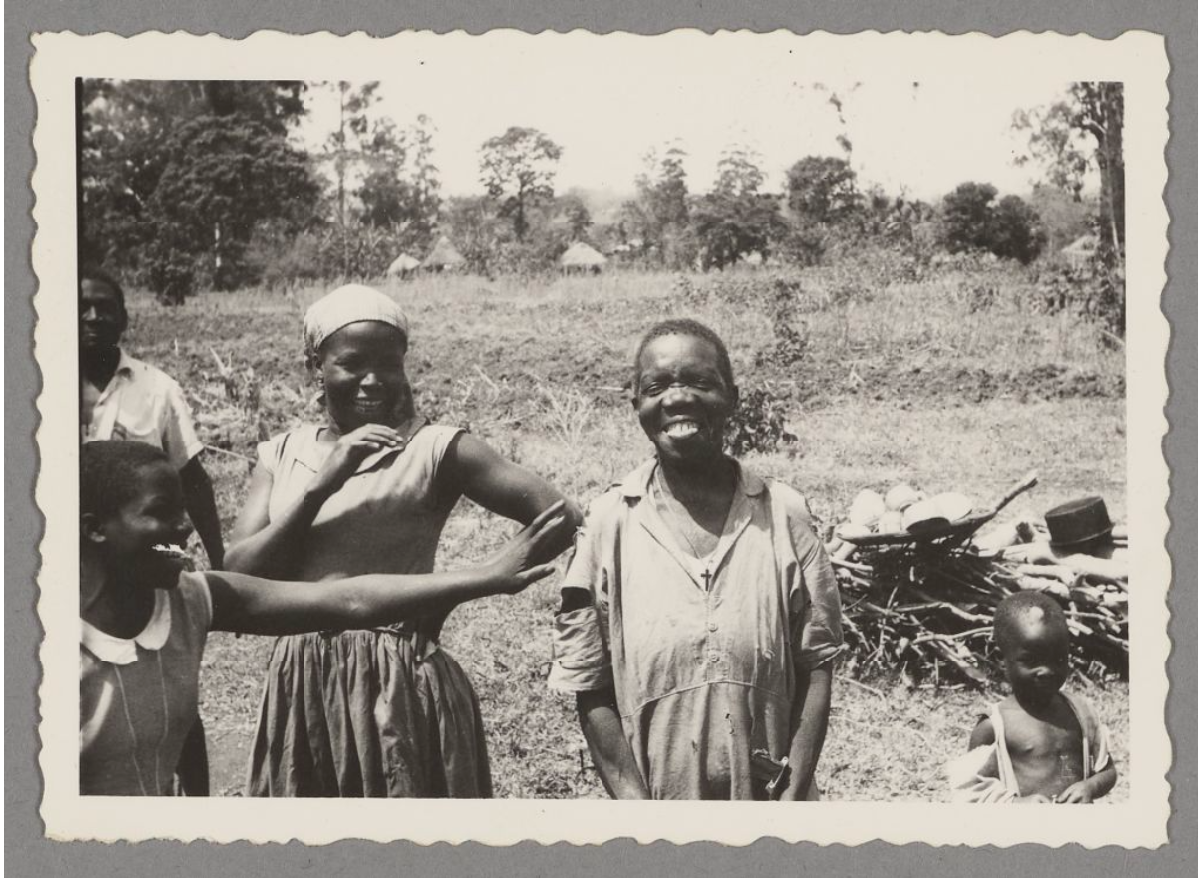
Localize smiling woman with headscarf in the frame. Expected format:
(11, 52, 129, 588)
(226, 284, 580, 798)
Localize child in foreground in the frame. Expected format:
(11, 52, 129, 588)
(948, 591, 1117, 803)
(79, 441, 565, 796)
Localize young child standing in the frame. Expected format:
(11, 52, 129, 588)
(79, 441, 565, 796)
(948, 591, 1117, 803)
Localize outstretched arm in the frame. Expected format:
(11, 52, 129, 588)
(781, 663, 833, 800)
(211, 502, 566, 635)
(180, 456, 225, 568)
(444, 432, 583, 562)
(577, 689, 651, 800)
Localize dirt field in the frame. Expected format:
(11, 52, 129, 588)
(119, 261, 1128, 800)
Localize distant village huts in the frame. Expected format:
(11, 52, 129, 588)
(385, 253, 421, 278)
(559, 241, 607, 274)
(423, 236, 467, 272)
(1061, 234, 1098, 270)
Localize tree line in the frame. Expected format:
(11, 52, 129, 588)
(79, 80, 1123, 312)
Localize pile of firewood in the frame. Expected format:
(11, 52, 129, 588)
(830, 524, 1129, 687)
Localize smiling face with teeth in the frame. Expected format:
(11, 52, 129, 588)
(82, 456, 194, 591)
(317, 321, 413, 432)
(634, 331, 737, 466)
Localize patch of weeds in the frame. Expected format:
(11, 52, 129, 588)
(966, 282, 998, 313)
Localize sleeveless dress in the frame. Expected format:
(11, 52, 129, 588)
(246, 423, 493, 797)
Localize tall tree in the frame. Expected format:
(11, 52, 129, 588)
(1014, 82, 1124, 258)
(322, 81, 406, 226)
(784, 156, 861, 225)
(408, 114, 442, 239)
(639, 145, 689, 227)
(712, 146, 766, 199)
(79, 80, 315, 294)
(622, 143, 690, 259)
(149, 115, 320, 292)
(478, 127, 563, 241)
(556, 193, 593, 241)
(989, 195, 1047, 265)
(940, 182, 1044, 265)
(692, 146, 785, 270)
(941, 182, 1000, 253)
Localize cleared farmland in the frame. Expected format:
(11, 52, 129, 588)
(119, 262, 1128, 800)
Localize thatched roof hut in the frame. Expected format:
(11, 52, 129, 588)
(559, 241, 607, 273)
(1061, 234, 1099, 270)
(386, 253, 421, 276)
(423, 236, 466, 271)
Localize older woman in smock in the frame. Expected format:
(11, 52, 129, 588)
(549, 318, 844, 800)
(227, 284, 577, 798)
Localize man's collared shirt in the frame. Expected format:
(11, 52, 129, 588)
(81, 348, 203, 469)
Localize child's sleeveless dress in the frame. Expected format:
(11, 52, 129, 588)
(246, 423, 492, 797)
(946, 691, 1112, 803)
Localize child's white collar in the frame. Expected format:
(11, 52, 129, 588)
(80, 589, 171, 664)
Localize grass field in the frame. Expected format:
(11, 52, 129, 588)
(120, 260, 1128, 800)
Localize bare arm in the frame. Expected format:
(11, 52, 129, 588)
(180, 456, 224, 569)
(577, 689, 651, 800)
(780, 663, 833, 800)
(1058, 759, 1118, 803)
(969, 715, 996, 751)
(224, 462, 324, 577)
(444, 432, 583, 562)
(211, 502, 566, 635)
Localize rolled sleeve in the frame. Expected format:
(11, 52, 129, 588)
(160, 379, 204, 469)
(548, 493, 617, 693)
(790, 517, 847, 671)
(549, 605, 613, 692)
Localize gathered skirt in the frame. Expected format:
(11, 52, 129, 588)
(246, 629, 492, 798)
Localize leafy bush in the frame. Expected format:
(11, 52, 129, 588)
(1031, 260, 1125, 341)
(990, 195, 1047, 264)
(725, 387, 796, 456)
(756, 278, 809, 368)
(777, 221, 827, 267)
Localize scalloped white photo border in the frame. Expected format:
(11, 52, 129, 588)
(31, 29, 1171, 847)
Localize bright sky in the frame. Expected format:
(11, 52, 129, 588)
(296, 34, 1088, 202)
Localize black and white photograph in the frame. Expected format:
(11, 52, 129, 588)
(32, 29, 1171, 846)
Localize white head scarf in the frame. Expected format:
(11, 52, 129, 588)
(303, 284, 409, 361)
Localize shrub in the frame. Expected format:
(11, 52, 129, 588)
(990, 195, 1047, 264)
(725, 387, 796, 456)
(1030, 259, 1125, 341)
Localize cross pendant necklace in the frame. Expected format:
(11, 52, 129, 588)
(654, 466, 718, 587)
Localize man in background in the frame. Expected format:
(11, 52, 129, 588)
(79, 265, 223, 794)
